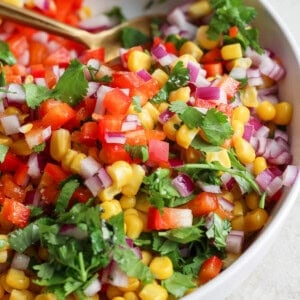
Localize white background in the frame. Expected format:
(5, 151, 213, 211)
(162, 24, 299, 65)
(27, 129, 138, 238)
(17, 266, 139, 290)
(227, 1, 300, 299)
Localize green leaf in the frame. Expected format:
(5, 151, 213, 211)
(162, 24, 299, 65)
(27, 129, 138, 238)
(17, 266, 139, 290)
(132, 95, 142, 112)
(23, 83, 51, 109)
(33, 142, 46, 153)
(52, 59, 88, 106)
(158, 226, 204, 244)
(0, 144, 9, 163)
(55, 179, 80, 214)
(105, 6, 126, 23)
(162, 272, 196, 298)
(0, 40, 16, 65)
(107, 213, 126, 245)
(125, 144, 149, 162)
(191, 135, 221, 153)
(121, 27, 150, 48)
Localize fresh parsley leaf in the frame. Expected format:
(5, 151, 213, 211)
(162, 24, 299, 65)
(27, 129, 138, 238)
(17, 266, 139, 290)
(0, 40, 16, 65)
(53, 59, 88, 106)
(107, 213, 126, 245)
(55, 179, 80, 214)
(206, 213, 231, 250)
(125, 144, 149, 162)
(0, 144, 8, 163)
(121, 27, 150, 48)
(162, 272, 196, 298)
(23, 83, 51, 109)
(132, 95, 142, 112)
(151, 61, 189, 104)
(105, 6, 126, 23)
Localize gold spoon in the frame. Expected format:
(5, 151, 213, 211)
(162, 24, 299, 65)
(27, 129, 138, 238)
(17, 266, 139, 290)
(0, 2, 160, 62)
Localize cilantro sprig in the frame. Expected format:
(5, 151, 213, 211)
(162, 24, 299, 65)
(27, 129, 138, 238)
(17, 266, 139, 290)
(0, 41, 16, 65)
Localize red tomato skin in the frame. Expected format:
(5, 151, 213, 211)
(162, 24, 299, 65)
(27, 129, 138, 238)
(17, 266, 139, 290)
(187, 192, 219, 216)
(80, 121, 98, 146)
(98, 115, 123, 143)
(112, 71, 144, 89)
(99, 143, 132, 164)
(148, 139, 169, 165)
(0, 152, 22, 173)
(198, 256, 223, 284)
(103, 88, 132, 115)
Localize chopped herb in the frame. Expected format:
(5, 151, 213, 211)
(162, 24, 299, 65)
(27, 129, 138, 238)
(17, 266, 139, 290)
(0, 144, 9, 163)
(191, 135, 221, 153)
(165, 34, 188, 50)
(132, 95, 142, 112)
(33, 142, 46, 153)
(125, 144, 149, 162)
(0, 40, 16, 65)
(121, 27, 150, 48)
(23, 83, 51, 109)
(105, 6, 126, 23)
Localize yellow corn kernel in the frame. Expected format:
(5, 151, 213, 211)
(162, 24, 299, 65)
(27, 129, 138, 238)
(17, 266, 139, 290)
(0, 235, 9, 250)
(244, 208, 268, 232)
(9, 289, 30, 300)
(151, 69, 169, 88)
(106, 285, 122, 299)
(232, 106, 250, 124)
(127, 50, 152, 72)
(221, 43, 243, 61)
(143, 102, 160, 124)
(122, 164, 145, 197)
(112, 297, 125, 300)
(232, 119, 244, 138)
(149, 256, 174, 280)
(50, 129, 71, 161)
(125, 213, 144, 239)
(98, 185, 122, 202)
(10, 139, 32, 156)
(100, 199, 122, 220)
(5, 106, 22, 116)
(253, 156, 267, 176)
(0, 134, 13, 146)
(119, 277, 140, 292)
(176, 124, 199, 149)
(245, 192, 260, 210)
(141, 250, 153, 266)
(35, 294, 57, 300)
(206, 148, 231, 168)
(134, 193, 151, 213)
(106, 161, 133, 188)
(61, 149, 78, 171)
(179, 41, 203, 61)
(233, 137, 256, 165)
(233, 200, 246, 216)
(226, 57, 252, 71)
(124, 291, 139, 300)
(157, 102, 169, 113)
(163, 114, 182, 141)
(136, 110, 155, 129)
(137, 210, 148, 232)
(0, 274, 13, 293)
(6, 268, 30, 290)
(196, 25, 220, 50)
(0, 250, 8, 263)
(240, 85, 258, 108)
(171, 54, 197, 69)
(124, 208, 139, 217)
(3, 0, 24, 7)
(231, 215, 245, 231)
(188, 0, 211, 18)
(256, 100, 276, 121)
(139, 283, 168, 300)
(221, 191, 234, 203)
(272, 101, 293, 125)
(120, 195, 136, 210)
(168, 86, 191, 103)
(70, 153, 87, 174)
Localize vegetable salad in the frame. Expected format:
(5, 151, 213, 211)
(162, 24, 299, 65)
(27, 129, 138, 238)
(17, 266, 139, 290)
(0, 0, 298, 299)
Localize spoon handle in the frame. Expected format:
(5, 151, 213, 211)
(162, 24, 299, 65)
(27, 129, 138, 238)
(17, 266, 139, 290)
(0, 2, 91, 47)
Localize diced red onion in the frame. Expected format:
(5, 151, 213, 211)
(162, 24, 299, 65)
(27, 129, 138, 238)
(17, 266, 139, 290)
(248, 117, 262, 130)
(0, 99, 4, 112)
(274, 129, 289, 141)
(121, 121, 138, 132)
(230, 67, 247, 80)
(84, 278, 102, 297)
(226, 231, 244, 254)
(282, 165, 299, 187)
(84, 175, 103, 197)
(97, 168, 112, 188)
(158, 109, 175, 124)
(169, 158, 184, 168)
(25, 126, 51, 149)
(242, 124, 255, 142)
(257, 84, 278, 97)
(34, 78, 47, 86)
(195, 86, 226, 103)
(253, 125, 270, 138)
(268, 151, 292, 165)
(25, 189, 41, 206)
(87, 58, 101, 71)
(104, 132, 126, 144)
(266, 176, 283, 197)
(17, 50, 29, 66)
(218, 197, 234, 212)
(86, 82, 100, 97)
(11, 253, 30, 270)
(187, 61, 206, 84)
(220, 172, 235, 191)
(0, 114, 20, 135)
(255, 168, 275, 190)
(27, 153, 41, 178)
(244, 47, 265, 66)
(33, 0, 51, 11)
(94, 85, 113, 114)
(80, 156, 101, 179)
(125, 114, 140, 123)
(60, 224, 88, 240)
(259, 54, 285, 81)
(137, 69, 152, 81)
(102, 261, 129, 288)
(172, 173, 194, 197)
(196, 181, 222, 193)
(79, 14, 117, 32)
(151, 43, 176, 66)
(7, 83, 26, 103)
(31, 31, 49, 44)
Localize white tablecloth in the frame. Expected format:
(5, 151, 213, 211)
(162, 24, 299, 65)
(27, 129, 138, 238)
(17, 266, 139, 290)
(227, 1, 300, 299)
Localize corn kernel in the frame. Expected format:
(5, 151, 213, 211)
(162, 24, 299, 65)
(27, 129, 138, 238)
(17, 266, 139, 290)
(137, 110, 155, 129)
(120, 195, 136, 210)
(0, 274, 12, 293)
(125, 214, 144, 239)
(112, 297, 125, 300)
(100, 199, 122, 220)
(168, 86, 191, 103)
(124, 291, 139, 300)
(196, 25, 220, 50)
(244, 208, 268, 232)
(226, 57, 252, 71)
(35, 294, 57, 300)
(3, 0, 24, 7)
(98, 185, 122, 202)
(0, 235, 9, 250)
(11, 139, 32, 156)
(221, 43, 243, 61)
(9, 289, 28, 300)
(70, 153, 87, 174)
(139, 283, 168, 300)
(245, 192, 260, 210)
(171, 54, 197, 69)
(122, 164, 145, 197)
(188, 0, 211, 19)
(272, 101, 293, 125)
(0, 250, 8, 263)
(176, 124, 199, 149)
(232, 119, 244, 138)
(240, 85, 258, 108)
(179, 41, 203, 61)
(0, 134, 13, 146)
(135, 194, 151, 213)
(151, 69, 169, 88)
(106, 161, 133, 188)
(119, 277, 140, 292)
(0, 284, 4, 299)
(163, 114, 182, 141)
(232, 106, 250, 124)
(142, 102, 160, 124)
(61, 149, 78, 171)
(127, 50, 152, 72)
(141, 250, 153, 266)
(6, 268, 30, 290)
(233, 137, 256, 165)
(149, 256, 174, 280)
(206, 148, 231, 168)
(50, 129, 71, 161)
(253, 156, 267, 175)
(256, 100, 276, 121)
(106, 285, 122, 299)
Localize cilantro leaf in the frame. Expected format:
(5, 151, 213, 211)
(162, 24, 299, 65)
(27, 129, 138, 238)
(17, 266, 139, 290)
(0, 40, 16, 65)
(191, 135, 221, 153)
(151, 61, 189, 104)
(162, 272, 196, 298)
(0, 144, 9, 163)
(23, 83, 51, 109)
(105, 6, 126, 23)
(121, 27, 150, 48)
(52, 59, 88, 106)
(132, 95, 142, 112)
(125, 144, 149, 162)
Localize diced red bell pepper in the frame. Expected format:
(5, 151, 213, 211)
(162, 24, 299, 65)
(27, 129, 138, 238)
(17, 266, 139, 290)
(2, 174, 26, 203)
(13, 163, 29, 187)
(147, 207, 193, 230)
(99, 143, 131, 164)
(7, 34, 28, 59)
(43, 47, 71, 67)
(112, 71, 144, 89)
(103, 88, 132, 115)
(198, 255, 223, 284)
(44, 163, 69, 183)
(98, 115, 123, 142)
(29, 41, 49, 65)
(1, 198, 31, 228)
(80, 121, 98, 146)
(79, 47, 105, 64)
(148, 139, 169, 165)
(0, 152, 22, 172)
(187, 192, 219, 216)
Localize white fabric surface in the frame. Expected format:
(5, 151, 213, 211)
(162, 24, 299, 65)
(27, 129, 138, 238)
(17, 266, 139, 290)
(227, 1, 300, 299)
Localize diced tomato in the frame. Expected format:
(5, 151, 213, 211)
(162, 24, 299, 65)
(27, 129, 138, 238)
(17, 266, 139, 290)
(147, 207, 193, 230)
(79, 47, 105, 64)
(1, 198, 30, 228)
(80, 121, 98, 146)
(71, 186, 93, 203)
(103, 88, 132, 115)
(112, 71, 144, 89)
(202, 62, 224, 77)
(29, 41, 49, 65)
(187, 192, 219, 216)
(0, 152, 22, 172)
(2, 174, 26, 203)
(41, 101, 76, 130)
(43, 47, 71, 67)
(229, 26, 239, 38)
(198, 256, 223, 284)
(7, 34, 28, 59)
(145, 129, 166, 141)
(201, 48, 222, 64)
(164, 41, 178, 55)
(213, 74, 240, 100)
(0, 187, 5, 205)
(44, 163, 69, 183)
(55, 0, 83, 23)
(44, 68, 57, 88)
(99, 143, 131, 164)
(125, 129, 148, 146)
(13, 163, 29, 187)
(98, 115, 123, 142)
(148, 139, 169, 165)
(30, 64, 46, 78)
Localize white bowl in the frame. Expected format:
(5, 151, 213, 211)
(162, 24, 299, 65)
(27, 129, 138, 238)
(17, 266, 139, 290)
(86, 0, 300, 298)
